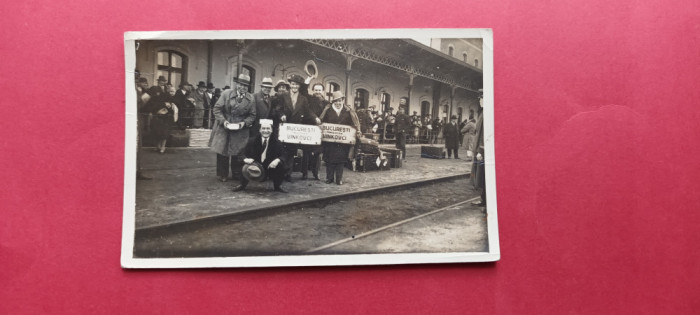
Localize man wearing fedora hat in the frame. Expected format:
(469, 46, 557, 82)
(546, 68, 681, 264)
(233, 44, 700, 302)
(250, 77, 275, 138)
(209, 73, 257, 182)
(148, 75, 168, 98)
(320, 91, 355, 185)
(233, 119, 288, 193)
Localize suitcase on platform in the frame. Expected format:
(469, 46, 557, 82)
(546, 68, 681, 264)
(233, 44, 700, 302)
(380, 149, 402, 168)
(357, 137, 381, 154)
(421, 145, 446, 159)
(355, 153, 381, 172)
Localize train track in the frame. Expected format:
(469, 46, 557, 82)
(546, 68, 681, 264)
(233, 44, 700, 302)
(305, 196, 481, 254)
(133, 175, 482, 258)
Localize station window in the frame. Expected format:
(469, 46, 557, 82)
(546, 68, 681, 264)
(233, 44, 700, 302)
(355, 88, 369, 109)
(241, 65, 256, 93)
(326, 82, 340, 101)
(463, 52, 468, 63)
(157, 50, 188, 88)
(381, 92, 391, 113)
(448, 45, 454, 57)
(474, 59, 479, 68)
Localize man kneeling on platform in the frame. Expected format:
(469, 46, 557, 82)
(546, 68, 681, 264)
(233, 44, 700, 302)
(233, 119, 289, 193)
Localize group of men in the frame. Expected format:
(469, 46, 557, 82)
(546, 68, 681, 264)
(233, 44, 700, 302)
(208, 73, 362, 193)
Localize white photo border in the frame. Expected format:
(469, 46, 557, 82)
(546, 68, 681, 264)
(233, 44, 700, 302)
(122, 28, 498, 268)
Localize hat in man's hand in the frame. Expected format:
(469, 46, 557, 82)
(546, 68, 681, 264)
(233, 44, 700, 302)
(242, 162, 266, 182)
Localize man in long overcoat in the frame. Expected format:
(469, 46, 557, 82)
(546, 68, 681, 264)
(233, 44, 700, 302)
(321, 91, 354, 185)
(443, 115, 461, 159)
(209, 73, 257, 182)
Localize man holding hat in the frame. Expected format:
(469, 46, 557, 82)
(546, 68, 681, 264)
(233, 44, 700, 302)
(233, 119, 288, 193)
(209, 73, 257, 182)
(251, 77, 275, 138)
(443, 115, 461, 159)
(320, 91, 354, 185)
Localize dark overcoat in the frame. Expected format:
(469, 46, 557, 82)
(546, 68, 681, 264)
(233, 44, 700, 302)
(280, 93, 317, 125)
(321, 107, 354, 163)
(208, 89, 256, 156)
(251, 91, 273, 133)
(443, 122, 461, 149)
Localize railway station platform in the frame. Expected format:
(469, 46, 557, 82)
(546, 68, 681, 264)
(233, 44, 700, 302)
(134, 144, 473, 230)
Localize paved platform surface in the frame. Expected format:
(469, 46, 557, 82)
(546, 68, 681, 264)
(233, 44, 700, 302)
(135, 144, 473, 229)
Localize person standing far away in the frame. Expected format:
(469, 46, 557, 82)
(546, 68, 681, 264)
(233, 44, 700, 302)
(233, 119, 289, 193)
(250, 77, 275, 138)
(151, 86, 179, 154)
(191, 81, 208, 128)
(203, 82, 215, 128)
(393, 98, 412, 160)
(320, 91, 354, 185)
(443, 115, 461, 159)
(208, 73, 257, 182)
(461, 113, 477, 160)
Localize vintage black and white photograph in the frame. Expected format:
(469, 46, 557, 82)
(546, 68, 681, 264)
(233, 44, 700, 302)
(121, 29, 497, 268)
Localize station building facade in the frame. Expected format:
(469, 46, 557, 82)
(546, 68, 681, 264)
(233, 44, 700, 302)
(135, 38, 482, 124)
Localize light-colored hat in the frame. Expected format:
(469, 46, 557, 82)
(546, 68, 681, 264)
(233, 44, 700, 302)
(331, 91, 345, 102)
(259, 119, 273, 127)
(235, 73, 251, 86)
(274, 80, 290, 92)
(260, 77, 274, 88)
(242, 162, 266, 182)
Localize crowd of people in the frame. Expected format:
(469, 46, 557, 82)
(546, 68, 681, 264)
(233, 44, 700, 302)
(135, 71, 485, 205)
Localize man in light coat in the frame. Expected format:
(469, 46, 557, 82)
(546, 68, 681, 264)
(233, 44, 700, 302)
(209, 74, 257, 182)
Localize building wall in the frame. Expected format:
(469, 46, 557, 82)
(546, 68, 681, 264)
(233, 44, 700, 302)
(136, 39, 476, 121)
(431, 38, 483, 69)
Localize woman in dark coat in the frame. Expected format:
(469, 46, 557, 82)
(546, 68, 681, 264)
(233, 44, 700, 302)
(320, 91, 354, 185)
(150, 86, 179, 153)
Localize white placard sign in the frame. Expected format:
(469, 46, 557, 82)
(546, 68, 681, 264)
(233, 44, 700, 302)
(277, 123, 322, 145)
(321, 123, 357, 144)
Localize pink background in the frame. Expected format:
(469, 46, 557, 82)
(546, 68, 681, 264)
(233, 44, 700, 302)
(1, 0, 698, 313)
